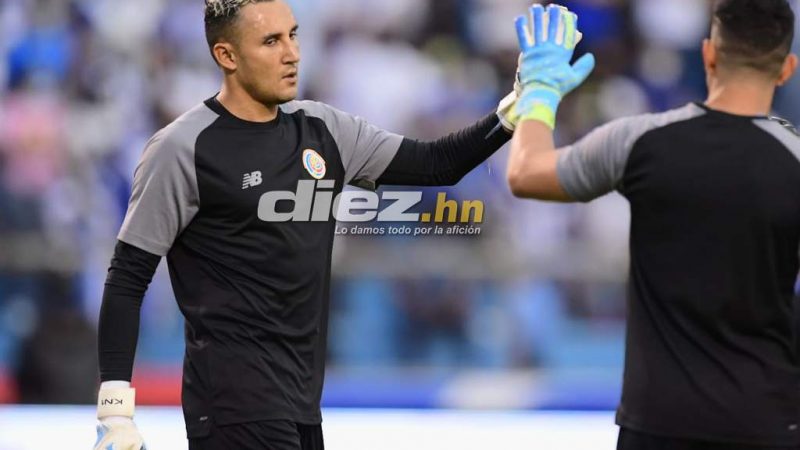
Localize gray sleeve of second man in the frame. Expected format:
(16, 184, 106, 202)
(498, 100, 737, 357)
(118, 105, 218, 255)
(556, 103, 705, 202)
(284, 100, 404, 189)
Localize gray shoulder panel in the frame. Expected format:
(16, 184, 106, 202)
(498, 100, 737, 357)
(281, 100, 403, 187)
(557, 103, 706, 202)
(280, 99, 326, 117)
(753, 118, 800, 166)
(118, 103, 219, 256)
(753, 118, 800, 263)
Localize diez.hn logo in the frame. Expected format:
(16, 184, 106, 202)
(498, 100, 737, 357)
(257, 180, 484, 224)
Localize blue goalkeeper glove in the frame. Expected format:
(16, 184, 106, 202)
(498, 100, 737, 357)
(514, 4, 595, 129)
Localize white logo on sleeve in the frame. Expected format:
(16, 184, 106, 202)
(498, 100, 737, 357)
(242, 171, 263, 189)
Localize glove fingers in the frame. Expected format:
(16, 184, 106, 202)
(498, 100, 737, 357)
(564, 12, 578, 49)
(547, 4, 563, 44)
(95, 424, 109, 449)
(94, 434, 112, 450)
(93, 422, 145, 450)
(531, 4, 545, 44)
(514, 15, 532, 51)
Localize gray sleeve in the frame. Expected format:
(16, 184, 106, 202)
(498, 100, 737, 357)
(283, 101, 404, 188)
(118, 131, 198, 256)
(753, 118, 800, 163)
(556, 103, 705, 202)
(556, 116, 642, 202)
(753, 118, 800, 263)
(118, 105, 216, 255)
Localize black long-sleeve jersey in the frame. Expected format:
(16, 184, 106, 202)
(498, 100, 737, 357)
(98, 96, 509, 437)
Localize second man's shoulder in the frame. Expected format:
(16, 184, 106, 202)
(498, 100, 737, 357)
(767, 116, 800, 137)
(578, 103, 705, 149)
(609, 103, 706, 135)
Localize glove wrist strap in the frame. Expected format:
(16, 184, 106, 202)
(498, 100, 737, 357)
(97, 387, 136, 419)
(517, 84, 562, 129)
(519, 104, 557, 129)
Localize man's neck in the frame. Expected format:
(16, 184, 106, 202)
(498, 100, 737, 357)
(217, 84, 279, 122)
(705, 78, 775, 117)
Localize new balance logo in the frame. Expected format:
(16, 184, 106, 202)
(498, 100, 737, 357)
(242, 171, 263, 189)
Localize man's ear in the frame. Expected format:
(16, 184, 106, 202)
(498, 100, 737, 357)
(777, 53, 798, 86)
(213, 42, 238, 72)
(702, 38, 718, 76)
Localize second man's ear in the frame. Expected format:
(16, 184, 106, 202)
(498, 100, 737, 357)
(777, 53, 798, 86)
(702, 38, 718, 75)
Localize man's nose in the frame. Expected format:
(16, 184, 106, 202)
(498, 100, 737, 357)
(284, 41, 300, 64)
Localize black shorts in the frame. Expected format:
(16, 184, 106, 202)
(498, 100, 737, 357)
(189, 420, 324, 450)
(617, 428, 800, 450)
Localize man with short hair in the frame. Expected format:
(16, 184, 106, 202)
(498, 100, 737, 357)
(92, 0, 533, 449)
(507, 1, 800, 449)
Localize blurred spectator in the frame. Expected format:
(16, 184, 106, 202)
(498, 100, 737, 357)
(14, 274, 96, 404)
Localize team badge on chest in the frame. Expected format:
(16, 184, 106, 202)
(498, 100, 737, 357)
(303, 149, 326, 179)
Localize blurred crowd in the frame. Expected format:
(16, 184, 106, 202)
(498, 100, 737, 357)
(1, 0, 799, 404)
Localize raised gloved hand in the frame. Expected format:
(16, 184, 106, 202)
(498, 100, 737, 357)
(93, 383, 146, 450)
(514, 4, 595, 129)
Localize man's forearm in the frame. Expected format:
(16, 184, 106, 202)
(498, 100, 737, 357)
(98, 241, 160, 382)
(504, 4, 594, 202)
(507, 119, 571, 201)
(376, 112, 511, 187)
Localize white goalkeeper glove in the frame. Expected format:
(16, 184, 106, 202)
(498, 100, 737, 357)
(94, 382, 146, 450)
(496, 55, 524, 132)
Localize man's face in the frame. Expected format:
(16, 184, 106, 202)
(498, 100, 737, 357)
(231, 1, 300, 105)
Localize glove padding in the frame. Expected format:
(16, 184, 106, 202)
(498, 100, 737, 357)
(94, 417, 146, 450)
(514, 3, 595, 129)
(94, 386, 145, 450)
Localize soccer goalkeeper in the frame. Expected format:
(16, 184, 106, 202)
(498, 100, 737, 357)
(93, 0, 538, 449)
(507, 1, 800, 449)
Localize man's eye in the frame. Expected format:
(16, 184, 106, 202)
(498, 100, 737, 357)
(265, 39, 277, 46)
(290, 33, 298, 40)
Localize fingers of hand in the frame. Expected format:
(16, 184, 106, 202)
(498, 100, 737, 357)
(515, 15, 533, 50)
(547, 5, 563, 44)
(515, 3, 545, 50)
(532, 4, 546, 44)
(516, 3, 581, 49)
(563, 11, 579, 49)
